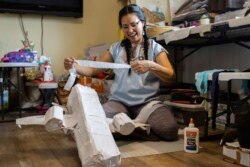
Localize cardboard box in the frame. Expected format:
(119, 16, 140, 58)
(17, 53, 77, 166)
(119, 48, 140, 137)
(223, 146, 250, 167)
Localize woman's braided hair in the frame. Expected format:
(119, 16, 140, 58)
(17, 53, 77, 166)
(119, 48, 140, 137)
(119, 4, 149, 74)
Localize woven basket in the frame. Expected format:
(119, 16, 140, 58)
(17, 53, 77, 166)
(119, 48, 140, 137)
(146, 26, 173, 38)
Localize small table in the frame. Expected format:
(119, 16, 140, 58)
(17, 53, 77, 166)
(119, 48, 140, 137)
(0, 62, 38, 121)
(195, 71, 250, 139)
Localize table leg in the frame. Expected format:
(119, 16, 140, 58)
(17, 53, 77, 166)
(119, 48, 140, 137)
(16, 67, 22, 118)
(226, 80, 232, 127)
(203, 110, 209, 139)
(0, 68, 4, 120)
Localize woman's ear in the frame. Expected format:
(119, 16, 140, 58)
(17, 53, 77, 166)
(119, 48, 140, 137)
(142, 21, 145, 27)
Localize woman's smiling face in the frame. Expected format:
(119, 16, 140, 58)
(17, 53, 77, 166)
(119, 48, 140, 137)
(121, 13, 144, 45)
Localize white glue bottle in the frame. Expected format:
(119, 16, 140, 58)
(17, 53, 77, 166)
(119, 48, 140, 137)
(184, 118, 199, 153)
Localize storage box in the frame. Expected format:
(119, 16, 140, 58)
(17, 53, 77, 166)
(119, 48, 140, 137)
(223, 146, 250, 167)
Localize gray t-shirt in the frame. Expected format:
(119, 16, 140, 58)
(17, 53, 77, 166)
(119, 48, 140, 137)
(109, 39, 168, 106)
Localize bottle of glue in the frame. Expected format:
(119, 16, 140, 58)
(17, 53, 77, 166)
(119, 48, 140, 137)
(184, 118, 199, 153)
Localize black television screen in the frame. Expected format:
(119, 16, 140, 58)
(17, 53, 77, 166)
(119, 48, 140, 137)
(0, 0, 83, 18)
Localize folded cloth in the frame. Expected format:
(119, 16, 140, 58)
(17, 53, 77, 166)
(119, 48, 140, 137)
(195, 69, 223, 94)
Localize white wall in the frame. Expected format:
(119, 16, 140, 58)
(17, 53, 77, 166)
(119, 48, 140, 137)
(0, 0, 123, 76)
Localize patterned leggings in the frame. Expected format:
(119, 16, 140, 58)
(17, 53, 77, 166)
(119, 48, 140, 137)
(102, 100, 178, 141)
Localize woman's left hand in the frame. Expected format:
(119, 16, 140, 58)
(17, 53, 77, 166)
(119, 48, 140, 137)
(130, 60, 154, 74)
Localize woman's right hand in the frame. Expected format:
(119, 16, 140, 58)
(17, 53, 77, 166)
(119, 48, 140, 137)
(64, 57, 75, 70)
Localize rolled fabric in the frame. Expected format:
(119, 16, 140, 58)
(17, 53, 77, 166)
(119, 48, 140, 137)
(44, 106, 64, 132)
(113, 113, 135, 136)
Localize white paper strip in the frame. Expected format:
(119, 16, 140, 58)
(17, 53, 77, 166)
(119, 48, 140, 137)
(64, 67, 77, 91)
(75, 60, 131, 69)
(16, 115, 45, 126)
(16, 106, 77, 131)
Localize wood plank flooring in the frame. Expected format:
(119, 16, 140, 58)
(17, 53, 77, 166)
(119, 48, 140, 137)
(0, 122, 239, 167)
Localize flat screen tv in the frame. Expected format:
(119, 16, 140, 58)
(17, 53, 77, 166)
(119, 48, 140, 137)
(0, 0, 83, 18)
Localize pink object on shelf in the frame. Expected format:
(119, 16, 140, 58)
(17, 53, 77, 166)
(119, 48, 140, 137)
(36, 105, 50, 115)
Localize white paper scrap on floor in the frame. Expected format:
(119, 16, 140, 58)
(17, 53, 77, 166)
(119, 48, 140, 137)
(16, 105, 76, 132)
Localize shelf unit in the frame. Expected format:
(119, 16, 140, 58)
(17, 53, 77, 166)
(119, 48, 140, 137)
(156, 16, 250, 140)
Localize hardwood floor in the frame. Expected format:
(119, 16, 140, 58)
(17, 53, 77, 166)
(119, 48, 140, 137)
(0, 122, 239, 167)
